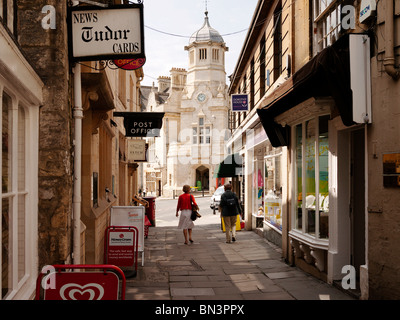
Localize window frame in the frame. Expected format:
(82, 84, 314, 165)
(312, 0, 342, 55)
(1, 88, 37, 300)
(192, 117, 211, 145)
(291, 114, 330, 243)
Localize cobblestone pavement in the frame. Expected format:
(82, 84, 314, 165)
(125, 223, 354, 301)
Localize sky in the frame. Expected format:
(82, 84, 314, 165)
(140, 0, 259, 87)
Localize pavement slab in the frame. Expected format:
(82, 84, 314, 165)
(125, 223, 354, 301)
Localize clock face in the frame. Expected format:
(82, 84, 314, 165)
(197, 93, 206, 102)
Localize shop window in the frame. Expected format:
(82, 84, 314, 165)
(293, 115, 329, 239)
(295, 124, 303, 230)
(264, 148, 283, 231)
(252, 159, 264, 216)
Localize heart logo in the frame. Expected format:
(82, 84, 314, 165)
(59, 283, 105, 300)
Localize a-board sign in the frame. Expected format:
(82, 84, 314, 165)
(44, 272, 120, 300)
(105, 227, 138, 267)
(110, 206, 144, 252)
(36, 265, 126, 300)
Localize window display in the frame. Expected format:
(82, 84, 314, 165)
(295, 124, 302, 230)
(264, 148, 283, 231)
(252, 160, 264, 216)
(293, 115, 329, 239)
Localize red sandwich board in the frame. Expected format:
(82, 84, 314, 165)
(35, 265, 126, 300)
(104, 226, 138, 277)
(104, 226, 138, 267)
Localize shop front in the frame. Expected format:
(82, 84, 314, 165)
(257, 34, 370, 285)
(245, 124, 285, 248)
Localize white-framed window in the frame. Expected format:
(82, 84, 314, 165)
(192, 117, 211, 145)
(293, 114, 330, 240)
(1, 0, 15, 34)
(1, 89, 36, 300)
(264, 148, 283, 232)
(312, 0, 342, 55)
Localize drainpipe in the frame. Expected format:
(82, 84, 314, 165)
(384, 0, 400, 80)
(72, 0, 82, 265)
(72, 62, 83, 265)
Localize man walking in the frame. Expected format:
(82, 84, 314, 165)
(219, 183, 242, 243)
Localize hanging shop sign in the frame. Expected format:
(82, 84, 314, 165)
(68, 4, 145, 62)
(127, 139, 148, 162)
(114, 112, 165, 137)
(231, 94, 249, 112)
(113, 57, 146, 70)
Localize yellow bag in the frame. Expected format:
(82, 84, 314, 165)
(221, 214, 242, 232)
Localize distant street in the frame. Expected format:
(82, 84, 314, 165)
(154, 194, 222, 227)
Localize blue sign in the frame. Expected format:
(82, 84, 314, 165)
(231, 94, 249, 112)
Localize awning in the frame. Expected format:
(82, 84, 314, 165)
(113, 112, 165, 137)
(214, 153, 243, 178)
(257, 33, 355, 147)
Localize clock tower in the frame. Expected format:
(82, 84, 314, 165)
(177, 10, 230, 193)
(145, 10, 230, 197)
(184, 10, 229, 93)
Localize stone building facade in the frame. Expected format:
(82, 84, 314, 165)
(18, 0, 74, 269)
(142, 12, 230, 197)
(228, 0, 400, 300)
(1, 0, 144, 299)
(1, 0, 45, 300)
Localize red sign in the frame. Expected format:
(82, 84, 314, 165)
(104, 226, 138, 269)
(36, 265, 126, 300)
(44, 272, 120, 300)
(113, 57, 146, 70)
(106, 230, 135, 266)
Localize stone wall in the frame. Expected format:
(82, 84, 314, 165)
(17, 0, 73, 267)
(366, 2, 400, 300)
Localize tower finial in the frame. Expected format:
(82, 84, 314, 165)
(205, 0, 208, 15)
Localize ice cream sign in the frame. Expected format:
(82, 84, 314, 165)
(68, 4, 145, 62)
